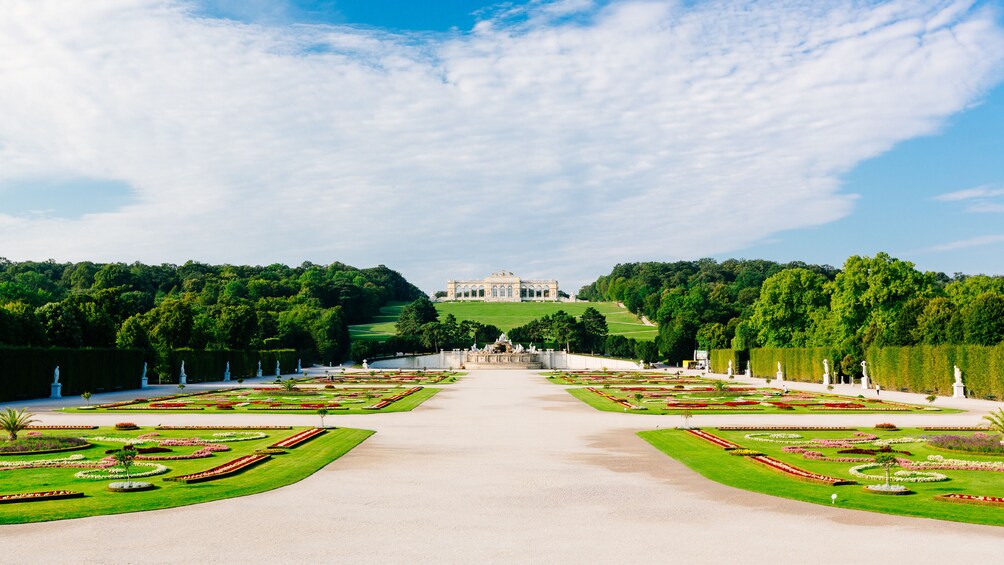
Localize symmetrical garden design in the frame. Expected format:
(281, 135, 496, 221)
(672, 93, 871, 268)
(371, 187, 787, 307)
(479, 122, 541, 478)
(568, 383, 942, 414)
(641, 426, 1004, 526)
(73, 385, 438, 414)
(0, 425, 373, 524)
(299, 370, 462, 385)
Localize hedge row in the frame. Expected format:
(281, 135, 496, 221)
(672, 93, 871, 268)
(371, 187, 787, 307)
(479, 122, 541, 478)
(867, 345, 1004, 400)
(709, 349, 749, 375)
(0, 347, 301, 402)
(711, 345, 1004, 399)
(159, 349, 300, 384)
(0, 347, 144, 402)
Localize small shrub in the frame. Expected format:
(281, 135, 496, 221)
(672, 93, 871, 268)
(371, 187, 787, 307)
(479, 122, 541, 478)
(115, 422, 139, 430)
(875, 423, 898, 430)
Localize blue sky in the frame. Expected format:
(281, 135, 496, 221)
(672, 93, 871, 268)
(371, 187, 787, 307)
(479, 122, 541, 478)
(1, 0, 1003, 292)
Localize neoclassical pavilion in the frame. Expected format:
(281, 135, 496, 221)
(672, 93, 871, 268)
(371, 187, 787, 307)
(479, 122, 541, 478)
(446, 271, 559, 302)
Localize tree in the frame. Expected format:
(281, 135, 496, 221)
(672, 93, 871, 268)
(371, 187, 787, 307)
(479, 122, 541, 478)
(113, 445, 138, 486)
(983, 408, 1004, 435)
(912, 298, 957, 345)
(317, 408, 329, 429)
(579, 307, 609, 353)
(635, 340, 660, 363)
(748, 268, 829, 347)
(396, 297, 438, 337)
(214, 304, 258, 349)
(961, 292, 1004, 345)
(81, 391, 92, 405)
(0, 408, 37, 441)
(873, 452, 897, 488)
(35, 301, 83, 347)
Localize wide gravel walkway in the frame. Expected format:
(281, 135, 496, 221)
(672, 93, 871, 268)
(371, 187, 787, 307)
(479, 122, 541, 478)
(3, 370, 1003, 563)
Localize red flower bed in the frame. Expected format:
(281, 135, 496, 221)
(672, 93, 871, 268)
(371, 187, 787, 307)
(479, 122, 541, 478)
(157, 426, 292, 430)
(150, 402, 188, 408)
(164, 454, 271, 483)
(667, 403, 709, 408)
(270, 428, 326, 449)
(750, 455, 853, 485)
(717, 426, 854, 431)
(0, 490, 84, 504)
(686, 429, 740, 449)
(26, 425, 98, 430)
(363, 387, 423, 410)
(722, 401, 758, 407)
(936, 493, 1004, 506)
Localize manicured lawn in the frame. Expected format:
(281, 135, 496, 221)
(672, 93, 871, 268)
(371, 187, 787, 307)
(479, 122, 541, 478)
(0, 426, 373, 524)
(67, 386, 440, 414)
(297, 370, 463, 385)
(639, 427, 1004, 526)
(348, 302, 408, 341)
(546, 371, 712, 386)
(566, 385, 952, 414)
(348, 301, 658, 342)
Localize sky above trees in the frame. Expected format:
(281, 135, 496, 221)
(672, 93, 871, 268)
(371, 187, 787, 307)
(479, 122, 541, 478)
(1, 0, 1003, 293)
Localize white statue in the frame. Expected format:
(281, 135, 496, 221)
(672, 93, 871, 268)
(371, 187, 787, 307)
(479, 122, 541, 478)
(275, 360, 281, 376)
(745, 360, 751, 377)
(50, 366, 62, 399)
(775, 361, 784, 382)
(727, 360, 733, 378)
(297, 358, 302, 373)
(224, 361, 231, 382)
(954, 365, 963, 385)
(953, 365, 966, 398)
(471, 343, 478, 352)
(822, 358, 830, 386)
(141, 362, 147, 380)
(53, 366, 60, 384)
(860, 360, 869, 389)
(362, 359, 369, 370)
(179, 360, 187, 385)
(256, 360, 263, 377)
(180, 361, 186, 378)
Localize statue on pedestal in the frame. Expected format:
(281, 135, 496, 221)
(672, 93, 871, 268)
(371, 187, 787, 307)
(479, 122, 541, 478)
(822, 358, 830, 386)
(775, 361, 784, 382)
(256, 360, 263, 377)
(953, 365, 966, 398)
(727, 360, 733, 378)
(860, 360, 869, 389)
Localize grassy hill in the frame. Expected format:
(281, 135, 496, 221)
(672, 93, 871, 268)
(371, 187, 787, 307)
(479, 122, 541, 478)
(348, 301, 657, 342)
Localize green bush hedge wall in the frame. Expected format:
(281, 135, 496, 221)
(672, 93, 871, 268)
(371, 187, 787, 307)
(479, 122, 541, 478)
(713, 345, 1004, 398)
(709, 349, 749, 375)
(0, 347, 144, 402)
(867, 344, 1004, 400)
(159, 349, 299, 384)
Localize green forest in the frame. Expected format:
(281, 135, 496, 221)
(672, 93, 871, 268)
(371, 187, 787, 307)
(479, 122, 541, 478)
(0, 258, 422, 365)
(579, 253, 1004, 368)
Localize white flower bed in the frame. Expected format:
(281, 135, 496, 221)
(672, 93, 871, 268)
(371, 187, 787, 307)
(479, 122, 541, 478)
(744, 433, 810, 444)
(83, 436, 149, 445)
(75, 461, 170, 480)
(0, 454, 86, 469)
(209, 432, 268, 442)
(849, 463, 948, 483)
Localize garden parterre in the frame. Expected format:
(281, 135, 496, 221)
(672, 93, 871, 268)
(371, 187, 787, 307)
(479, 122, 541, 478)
(545, 370, 718, 386)
(298, 369, 463, 385)
(641, 426, 1004, 526)
(0, 425, 373, 524)
(69, 385, 438, 414)
(569, 383, 943, 415)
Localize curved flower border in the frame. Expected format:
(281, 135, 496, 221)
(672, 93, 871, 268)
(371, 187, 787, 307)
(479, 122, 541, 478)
(75, 461, 170, 480)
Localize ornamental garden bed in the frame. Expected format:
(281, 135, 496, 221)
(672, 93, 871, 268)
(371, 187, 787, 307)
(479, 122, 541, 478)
(298, 369, 462, 385)
(66, 386, 439, 415)
(0, 425, 374, 525)
(568, 385, 944, 415)
(546, 371, 718, 386)
(0, 490, 84, 504)
(639, 427, 1004, 527)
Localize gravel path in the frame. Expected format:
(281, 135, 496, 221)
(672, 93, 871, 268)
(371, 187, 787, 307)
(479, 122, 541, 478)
(3, 370, 1003, 563)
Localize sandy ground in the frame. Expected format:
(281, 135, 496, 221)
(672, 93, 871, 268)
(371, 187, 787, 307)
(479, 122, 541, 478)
(3, 370, 1004, 564)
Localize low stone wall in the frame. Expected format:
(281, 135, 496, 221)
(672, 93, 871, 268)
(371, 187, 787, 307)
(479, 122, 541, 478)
(370, 351, 640, 370)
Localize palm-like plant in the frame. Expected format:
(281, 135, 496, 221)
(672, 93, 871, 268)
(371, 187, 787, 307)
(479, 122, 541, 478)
(983, 408, 1004, 435)
(0, 408, 37, 441)
(281, 379, 297, 392)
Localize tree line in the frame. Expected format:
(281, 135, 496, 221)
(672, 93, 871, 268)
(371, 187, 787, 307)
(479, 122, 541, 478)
(0, 258, 422, 366)
(579, 253, 1004, 371)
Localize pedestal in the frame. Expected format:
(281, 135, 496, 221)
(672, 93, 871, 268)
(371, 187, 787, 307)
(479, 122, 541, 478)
(822, 373, 830, 387)
(141, 377, 149, 389)
(179, 375, 187, 385)
(861, 375, 869, 389)
(50, 383, 62, 399)
(776, 371, 784, 382)
(224, 372, 231, 382)
(953, 382, 965, 399)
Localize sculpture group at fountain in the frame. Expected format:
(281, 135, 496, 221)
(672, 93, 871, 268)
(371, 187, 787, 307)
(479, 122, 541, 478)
(465, 333, 543, 369)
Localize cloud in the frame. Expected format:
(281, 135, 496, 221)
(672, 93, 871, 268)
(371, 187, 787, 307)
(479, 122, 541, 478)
(925, 234, 1004, 253)
(934, 183, 1004, 212)
(0, 0, 1002, 290)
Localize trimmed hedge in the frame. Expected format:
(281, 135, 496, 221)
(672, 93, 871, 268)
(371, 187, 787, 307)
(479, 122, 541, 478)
(867, 344, 1004, 400)
(159, 349, 299, 384)
(0, 347, 144, 402)
(709, 349, 749, 375)
(714, 345, 1004, 399)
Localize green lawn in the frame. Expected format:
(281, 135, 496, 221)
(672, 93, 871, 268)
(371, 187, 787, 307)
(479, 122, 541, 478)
(349, 301, 657, 342)
(640, 427, 1004, 526)
(0, 426, 373, 524)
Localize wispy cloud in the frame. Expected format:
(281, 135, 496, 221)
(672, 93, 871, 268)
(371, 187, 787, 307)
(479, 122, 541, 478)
(0, 0, 1002, 289)
(925, 234, 1004, 253)
(934, 183, 1004, 213)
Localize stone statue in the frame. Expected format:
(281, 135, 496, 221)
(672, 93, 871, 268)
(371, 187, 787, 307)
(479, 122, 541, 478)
(777, 361, 782, 373)
(953, 365, 966, 398)
(746, 361, 751, 377)
(53, 366, 60, 384)
(823, 359, 829, 374)
(180, 361, 186, 378)
(954, 365, 962, 385)
(275, 360, 281, 376)
(50, 366, 62, 399)
(775, 362, 784, 382)
(297, 358, 302, 373)
(141, 362, 147, 380)
(727, 360, 733, 378)
(224, 361, 231, 382)
(256, 360, 263, 377)
(860, 360, 869, 389)
(362, 359, 369, 370)
(471, 343, 478, 352)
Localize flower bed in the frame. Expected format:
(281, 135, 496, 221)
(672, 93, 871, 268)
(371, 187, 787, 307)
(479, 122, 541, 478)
(0, 490, 84, 504)
(75, 461, 170, 480)
(156, 426, 291, 430)
(923, 427, 989, 431)
(685, 429, 740, 449)
(26, 425, 97, 430)
(163, 453, 271, 484)
(926, 433, 1004, 455)
(848, 463, 947, 483)
(270, 428, 326, 449)
(0, 437, 91, 455)
(936, 493, 1004, 507)
(751, 455, 854, 485)
(716, 426, 854, 431)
